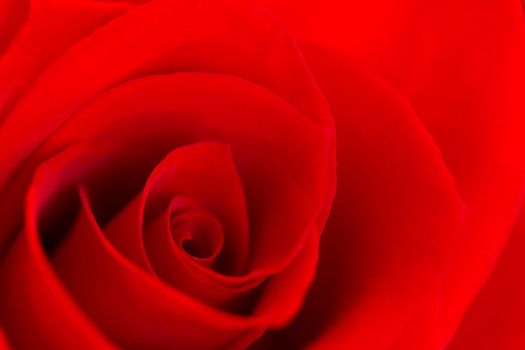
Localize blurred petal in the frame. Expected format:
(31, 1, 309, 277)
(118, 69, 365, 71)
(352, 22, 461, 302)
(0, 327, 10, 350)
(0, 0, 28, 55)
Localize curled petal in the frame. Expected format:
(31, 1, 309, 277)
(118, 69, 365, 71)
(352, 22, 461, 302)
(33, 73, 332, 277)
(0, 0, 132, 121)
(0, 0, 331, 194)
(0, 72, 332, 346)
(0, 151, 117, 349)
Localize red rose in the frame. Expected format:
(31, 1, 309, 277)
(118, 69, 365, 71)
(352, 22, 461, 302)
(0, 0, 524, 349)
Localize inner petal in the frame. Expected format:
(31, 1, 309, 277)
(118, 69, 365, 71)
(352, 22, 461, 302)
(36, 73, 332, 277)
(144, 204, 257, 312)
(171, 210, 224, 265)
(140, 141, 250, 275)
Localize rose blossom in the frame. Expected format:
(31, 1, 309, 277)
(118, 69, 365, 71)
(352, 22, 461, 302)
(0, 0, 524, 349)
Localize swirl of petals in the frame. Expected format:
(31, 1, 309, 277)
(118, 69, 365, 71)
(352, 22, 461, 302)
(0, 71, 332, 349)
(0, 0, 335, 250)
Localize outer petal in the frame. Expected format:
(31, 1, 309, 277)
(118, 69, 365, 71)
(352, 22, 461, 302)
(0, 0, 330, 186)
(0, 185, 116, 348)
(0, 0, 334, 253)
(445, 203, 525, 350)
(0, 0, 132, 121)
(252, 46, 464, 349)
(0, 0, 28, 55)
(260, 0, 525, 346)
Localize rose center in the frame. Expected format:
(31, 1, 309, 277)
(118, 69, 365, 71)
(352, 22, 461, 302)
(170, 210, 224, 263)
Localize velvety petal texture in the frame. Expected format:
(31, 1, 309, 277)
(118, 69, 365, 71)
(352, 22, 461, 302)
(1, 0, 523, 348)
(0, 0, 334, 247)
(259, 0, 525, 347)
(0, 0, 132, 123)
(446, 203, 525, 350)
(252, 46, 464, 349)
(0, 0, 335, 348)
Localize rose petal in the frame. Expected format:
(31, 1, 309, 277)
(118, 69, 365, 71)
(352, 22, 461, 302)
(0, 0, 27, 55)
(253, 46, 464, 348)
(0, 0, 331, 194)
(0, 0, 133, 249)
(1, 87, 327, 346)
(15, 139, 321, 347)
(170, 209, 225, 266)
(144, 203, 251, 311)
(260, 0, 525, 346)
(445, 203, 525, 350)
(0, 151, 117, 349)
(0, 141, 262, 348)
(0, 0, 335, 261)
(123, 142, 249, 276)
(29, 73, 331, 277)
(0, 0, 132, 121)
(104, 142, 254, 311)
(54, 188, 265, 349)
(252, 229, 320, 329)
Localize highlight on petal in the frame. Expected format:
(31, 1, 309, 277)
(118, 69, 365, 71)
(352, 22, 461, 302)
(0, 327, 10, 350)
